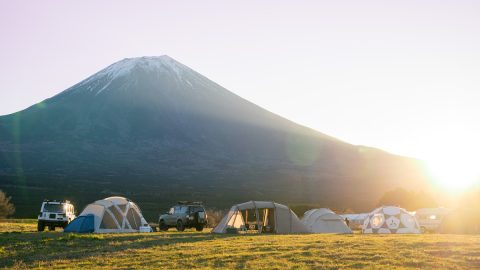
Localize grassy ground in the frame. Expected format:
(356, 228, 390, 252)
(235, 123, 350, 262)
(0, 219, 38, 233)
(1, 220, 479, 269)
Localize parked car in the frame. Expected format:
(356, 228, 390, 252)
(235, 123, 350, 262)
(158, 201, 207, 231)
(38, 200, 76, 231)
(415, 207, 451, 233)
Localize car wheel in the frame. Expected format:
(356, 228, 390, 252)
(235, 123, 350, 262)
(159, 221, 169, 231)
(37, 221, 45, 232)
(195, 225, 204, 232)
(176, 220, 185, 232)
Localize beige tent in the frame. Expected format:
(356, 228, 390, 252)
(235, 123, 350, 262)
(302, 208, 352, 233)
(66, 196, 150, 233)
(212, 201, 309, 234)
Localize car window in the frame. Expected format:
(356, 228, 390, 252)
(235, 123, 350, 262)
(43, 203, 63, 213)
(169, 207, 175, 214)
(189, 206, 203, 213)
(174, 206, 181, 214)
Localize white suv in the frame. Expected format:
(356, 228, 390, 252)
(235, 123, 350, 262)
(37, 200, 76, 231)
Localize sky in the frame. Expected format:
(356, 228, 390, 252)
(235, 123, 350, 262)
(1, 1, 479, 189)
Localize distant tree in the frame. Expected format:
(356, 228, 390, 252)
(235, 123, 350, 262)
(0, 190, 15, 218)
(377, 187, 437, 211)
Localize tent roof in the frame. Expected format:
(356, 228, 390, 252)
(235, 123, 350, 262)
(302, 208, 345, 224)
(233, 201, 290, 211)
(91, 196, 130, 206)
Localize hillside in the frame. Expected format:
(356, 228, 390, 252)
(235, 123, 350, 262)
(0, 56, 429, 219)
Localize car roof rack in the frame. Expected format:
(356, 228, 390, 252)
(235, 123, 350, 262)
(177, 201, 203, 205)
(43, 199, 70, 204)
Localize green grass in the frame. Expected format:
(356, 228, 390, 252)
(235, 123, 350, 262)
(1, 220, 480, 269)
(0, 219, 37, 233)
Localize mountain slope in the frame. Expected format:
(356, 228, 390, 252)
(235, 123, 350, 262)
(0, 56, 429, 219)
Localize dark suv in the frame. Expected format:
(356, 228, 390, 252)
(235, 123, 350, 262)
(158, 202, 207, 231)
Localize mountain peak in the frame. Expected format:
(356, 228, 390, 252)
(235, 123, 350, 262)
(97, 55, 182, 80)
(68, 55, 190, 96)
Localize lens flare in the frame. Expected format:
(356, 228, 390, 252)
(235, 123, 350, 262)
(426, 155, 480, 191)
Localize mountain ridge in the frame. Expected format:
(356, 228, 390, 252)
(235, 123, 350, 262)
(0, 55, 429, 219)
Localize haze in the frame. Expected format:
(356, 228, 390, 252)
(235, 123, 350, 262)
(1, 1, 479, 189)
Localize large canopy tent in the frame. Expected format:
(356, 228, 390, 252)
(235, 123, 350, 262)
(212, 201, 309, 234)
(363, 206, 420, 234)
(64, 196, 150, 233)
(302, 208, 352, 233)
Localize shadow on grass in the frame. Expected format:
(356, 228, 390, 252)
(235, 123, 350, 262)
(0, 231, 248, 268)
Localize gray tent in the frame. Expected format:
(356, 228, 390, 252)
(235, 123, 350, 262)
(212, 201, 309, 234)
(302, 208, 352, 233)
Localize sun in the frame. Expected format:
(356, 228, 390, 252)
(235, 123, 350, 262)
(425, 154, 480, 191)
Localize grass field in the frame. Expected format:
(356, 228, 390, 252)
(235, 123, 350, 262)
(1, 220, 480, 269)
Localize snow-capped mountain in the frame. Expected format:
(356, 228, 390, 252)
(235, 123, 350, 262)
(0, 56, 429, 219)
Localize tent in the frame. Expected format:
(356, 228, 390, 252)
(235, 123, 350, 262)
(212, 201, 309, 234)
(362, 206, 420, 234)
(340, 213, 369, 230)
(302, 208, 352, 233)
(64, 196, 151, 233)
(64, 214, 95, 233)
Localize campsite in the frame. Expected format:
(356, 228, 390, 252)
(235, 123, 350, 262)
(2, 1, 480, 269)
(1, 219, 480, 269)
(1, 198, 480, 269)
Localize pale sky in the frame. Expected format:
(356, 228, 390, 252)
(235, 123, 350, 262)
(1, 1, 479, 188)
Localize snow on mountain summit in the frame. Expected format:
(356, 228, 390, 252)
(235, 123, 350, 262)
(66, 55, 201, 96)
(99, 55, 184, 79)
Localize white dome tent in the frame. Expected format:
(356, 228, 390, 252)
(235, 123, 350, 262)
(212, 201, 309, 234)
(65, 196, 151, 233)
(302, 208, 352, 233)
(363, 206, 420, 234)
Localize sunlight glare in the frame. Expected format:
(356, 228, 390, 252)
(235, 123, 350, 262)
(426, 154, 479, 191)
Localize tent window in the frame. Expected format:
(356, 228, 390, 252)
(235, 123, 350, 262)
(127, 208, 141, 229)
(100, 211, 118, 229)
(117, 204, 127, 213)
(108, 206, 124, 226)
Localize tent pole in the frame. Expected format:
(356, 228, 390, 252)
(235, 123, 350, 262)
(289, 207, 292, 233)
(252, 201, 260, 234)
(272, 201, 277, 233)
